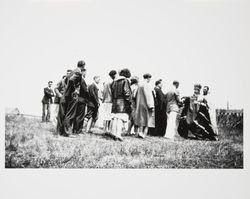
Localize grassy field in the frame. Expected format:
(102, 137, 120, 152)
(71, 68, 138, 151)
(5, 114, 243, 168)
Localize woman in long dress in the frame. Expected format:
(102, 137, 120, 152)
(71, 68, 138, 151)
(134, 73, 155, 139)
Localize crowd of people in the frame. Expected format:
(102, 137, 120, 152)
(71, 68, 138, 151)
(41, 60, 218, 141)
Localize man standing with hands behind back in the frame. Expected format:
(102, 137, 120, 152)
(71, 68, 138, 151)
(41, 81, 54, 122)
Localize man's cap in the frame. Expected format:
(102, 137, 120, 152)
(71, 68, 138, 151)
(48, 81, 53, 84)
(67, 69, 73, 73)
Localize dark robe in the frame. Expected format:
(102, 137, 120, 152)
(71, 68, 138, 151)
(58, 68, 82, 135)
(73, 77, 89, 134)
(148, 87, 167, 136)
(56, 77, 69, 134)
(178, 96, 217, 141)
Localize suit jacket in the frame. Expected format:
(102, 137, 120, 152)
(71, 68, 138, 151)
(54, 77, 68, 104)
(88, 83, 99, 108)
(42, 87, 54, 104)
(165, 87, 182, 113)
(63, 68, 82, 99)
(78, 77, 89, 104)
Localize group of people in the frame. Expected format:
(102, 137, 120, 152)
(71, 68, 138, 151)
(41, 60, 218, 141)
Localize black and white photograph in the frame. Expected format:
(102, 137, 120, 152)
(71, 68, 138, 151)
(1, 0, 250, 198)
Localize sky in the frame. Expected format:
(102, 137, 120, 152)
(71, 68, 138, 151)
(1, 0, 249, 115)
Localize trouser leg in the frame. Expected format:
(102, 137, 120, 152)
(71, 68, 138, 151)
(53, 104, 59, 127)
(86, 118, 93, 133)
(84, 106, 98, 133)
(46, 104, 51, 122)
(107, 120, 111, 132)
(110, 118, 117, 138)
(64, 98, 78, 134)
(42, 103, 46, 122)
(57, 100, 67, 135)
(73, 102, 86, 134)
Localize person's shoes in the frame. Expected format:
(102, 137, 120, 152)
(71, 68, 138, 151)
(61, 133, 69, 137)
(116, 136, 123, 141)
(69, 134, 77, 138)
(104, 131, 111, 136)
(124, 131, 136, 136)
(138, 132, 145, 139)
(87, 130, 93, 134)
(174, 136, 185, 141)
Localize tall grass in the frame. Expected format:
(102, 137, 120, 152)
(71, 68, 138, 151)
(5, 114, 243, 168)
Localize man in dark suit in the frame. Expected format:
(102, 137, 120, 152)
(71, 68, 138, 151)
(83, 76, 100, 133)
(59, 60, 86, 136)
(42, 81, 54, 122)
(72, 69, 89, 134)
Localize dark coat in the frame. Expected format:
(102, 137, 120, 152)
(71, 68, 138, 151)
(178, 97, 217, 140)
(165, 86, 182, 113)
(54, 77, 68, 104)
(111, 76, 132, 114)
(152, 87, 167, 136)
(78, 78, 89, 104)
(134, 82, 155, 127)
(42, 87, 54, 104)
(87, 83, 99, 108)
(63, 68, 82, 99)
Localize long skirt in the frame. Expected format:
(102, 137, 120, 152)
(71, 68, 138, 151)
(110, 113, 129, 138)
(164, 111, 178, 139)
(102, 102, 112, 121)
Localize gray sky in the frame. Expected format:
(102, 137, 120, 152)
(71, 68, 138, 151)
(1, 0, 249, 115)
